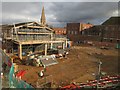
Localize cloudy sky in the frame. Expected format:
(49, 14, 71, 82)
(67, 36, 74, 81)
(1, 1, 119, 27)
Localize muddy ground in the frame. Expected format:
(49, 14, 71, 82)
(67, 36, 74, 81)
(16, 45, 118, 88)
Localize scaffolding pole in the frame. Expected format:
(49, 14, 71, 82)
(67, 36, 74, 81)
(18, 44, 22, 60)
(62, 43, 65, 49)
(50, 33, 53, 49)
(45, 44, 47, 56)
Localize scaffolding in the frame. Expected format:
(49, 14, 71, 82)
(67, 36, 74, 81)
(12, 28, 52, 42)
(3, 22, 67, 60)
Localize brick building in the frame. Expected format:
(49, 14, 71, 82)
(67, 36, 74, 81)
(53, 27, 66, 35)
(66, 23, 93, 42)
(82, 17, 120, 43)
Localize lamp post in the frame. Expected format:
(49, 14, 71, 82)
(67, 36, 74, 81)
(96, 60, 102, 90)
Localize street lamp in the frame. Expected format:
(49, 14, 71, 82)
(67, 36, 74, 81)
(96, 60, 102, 89)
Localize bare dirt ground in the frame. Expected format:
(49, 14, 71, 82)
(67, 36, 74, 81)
(17, 45, 118, 88)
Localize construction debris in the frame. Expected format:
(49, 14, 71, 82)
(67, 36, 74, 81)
(40, 56, 58, 67)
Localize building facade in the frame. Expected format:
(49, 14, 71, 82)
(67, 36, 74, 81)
(82, 17, 120, 43)
(53, 27, 66, 35)
(66, 23, 93, 43)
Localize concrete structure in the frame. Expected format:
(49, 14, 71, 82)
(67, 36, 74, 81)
(2, 7, 67, 59)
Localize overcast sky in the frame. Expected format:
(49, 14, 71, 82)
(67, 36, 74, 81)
(1, 2, 119, 27)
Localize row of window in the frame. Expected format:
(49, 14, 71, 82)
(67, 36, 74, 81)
(55, 31, 66, 33)
(68, 31, 78, 35)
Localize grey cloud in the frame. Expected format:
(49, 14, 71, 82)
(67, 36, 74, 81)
(48, 2, 118, 24)
(2, 0, 120, 2)
(2, 2, 119, 27)
(0, 2, 2, 24)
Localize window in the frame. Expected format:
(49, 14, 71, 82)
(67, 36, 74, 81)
(75, 31, 77, 35)
(68, 31, 71, 34)
(71, 31, 74, 34)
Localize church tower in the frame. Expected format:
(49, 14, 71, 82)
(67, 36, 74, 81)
(40, 6, 46, 26)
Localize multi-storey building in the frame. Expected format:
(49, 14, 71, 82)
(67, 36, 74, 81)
(1, 6, 67, 59)
(82, 17, 120, 43)
(53, 27, 66, 35)
(66, 23, 93, 43)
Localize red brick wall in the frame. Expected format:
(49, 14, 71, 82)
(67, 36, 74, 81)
(66, 23, 93, 42)
(53, 28, 66, 35)
(67, 23, 80, 42)
(67, 23, 120, 44)
(82, 25, 120, 43)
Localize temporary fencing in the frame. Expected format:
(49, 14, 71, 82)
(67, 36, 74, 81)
(9, 64, 34, 88)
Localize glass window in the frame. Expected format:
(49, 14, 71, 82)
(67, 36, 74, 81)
(75, 31, 77, 34)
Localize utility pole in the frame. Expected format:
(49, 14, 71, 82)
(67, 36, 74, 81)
(96, 60, 102, 90)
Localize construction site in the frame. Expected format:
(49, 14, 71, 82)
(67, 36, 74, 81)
(1, 6, 120, 89)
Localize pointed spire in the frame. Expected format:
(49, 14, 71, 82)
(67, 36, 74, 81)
(41, 6, 46, 26)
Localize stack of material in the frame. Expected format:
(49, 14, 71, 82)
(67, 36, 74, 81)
(39, 55, 58, 67)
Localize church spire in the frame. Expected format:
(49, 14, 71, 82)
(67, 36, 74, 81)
(41, 6, 46, 26)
